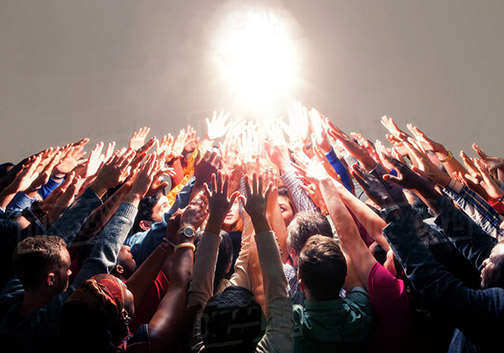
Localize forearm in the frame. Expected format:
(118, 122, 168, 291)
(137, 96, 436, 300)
(149, 248, 193, 353)
(47, 187, 103, 245)
(333, 179, 389, 251)
(73, 202, 137, 286)
(126, 244, 172, 310)
(280, 169, 317, 212)
(187, 230, 221, 308)
(73, 185, 128, 243)
(254, 227, 289, 319)
(326, 148, 353, 193)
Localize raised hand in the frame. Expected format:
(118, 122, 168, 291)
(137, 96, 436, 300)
(309, 109, 332, 154)
(91, 148, 136, 197)
(291, 149, 329, 186)
(103, 141, 116, 163)
(351, 164, 401, 210)
(129, 127, 151, 150)
(26, 151, 62, 196)
(402, 140, 451, 187)
(205, 110, 232, 140)
(241, 173, 273, 223)
(407, 124, 446, 154)
(124, 154, 157, 204)
(144, 162, 175, 197)
(45, 173, 82, 223)
(171, 129, 187, 157)
(472, 143, 504, 172)
(194, 149, 221, 185)
(82, 142, 105, 179)
(39, 172, 76, 214)
(285, 101, 309, 147)
(179, 190, 209, 233)
(54, 145, 87, 177)
(474, 158, 504, 200)
(375, 139, 395, 173)
(326, 119, 377, 171)
(381, 116, 410, 142)
(6, 155, 42, 194)
(183, 125, 199, 156)
(204, 171, 239, 227)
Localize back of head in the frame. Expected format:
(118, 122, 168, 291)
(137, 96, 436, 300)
(287, 211, 333, 254)
(12, 235, 66, 290)
(61, 274, 129, 353)
(201, 286, 264, 352)
(298, 235, 347, 301)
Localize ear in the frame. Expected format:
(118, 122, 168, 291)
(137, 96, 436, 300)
(139, 220, 153, 231)
(298, 277, 306, 292)
(46, 272, 56, 287)
(225, 262, 232, 274)
(115, 264, 124, 275)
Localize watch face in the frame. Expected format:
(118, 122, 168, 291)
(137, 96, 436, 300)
(181, 227, 195, 238)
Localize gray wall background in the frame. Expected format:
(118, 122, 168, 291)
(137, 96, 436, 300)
(1, 0, 503, 163)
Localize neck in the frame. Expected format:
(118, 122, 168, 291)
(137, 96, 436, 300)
(20, 289, 53, 316)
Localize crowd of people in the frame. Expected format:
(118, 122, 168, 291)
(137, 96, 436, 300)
(0, 103, 503, 353)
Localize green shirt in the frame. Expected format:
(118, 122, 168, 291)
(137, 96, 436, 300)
(293, 286, 374, 353)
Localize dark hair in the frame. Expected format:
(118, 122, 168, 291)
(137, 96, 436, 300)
(0, 162, 14, 179)
(201, 286, 264, 352)
(214, 231, 233, 293)
(277, 185, 295, 210)
(369, 242, 387, 265)
(12, 235, 67, 290)
(298, 235, 347, 300)
(130, 192, 162, 234)
(287, 211, 333, 254)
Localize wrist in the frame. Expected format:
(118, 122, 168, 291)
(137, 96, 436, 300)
(123, 193, 142, 205)
(89, 180, 108, 198)
(250, 214, 270, 233)
(52, 172, 65, 180)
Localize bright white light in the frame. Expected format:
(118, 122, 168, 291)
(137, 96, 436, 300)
(213, 10, 298, 119)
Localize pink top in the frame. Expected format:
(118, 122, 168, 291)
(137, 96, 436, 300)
(367, 261, 413, 353)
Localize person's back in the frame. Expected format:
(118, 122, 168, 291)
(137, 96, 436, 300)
(293, 235, 373, 352)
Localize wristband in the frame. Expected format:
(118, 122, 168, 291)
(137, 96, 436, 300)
(174, 242, 196, 253)
(160, 237, 176, 250)
(438, 151, 453, 163)
(497, 194, 504, 203)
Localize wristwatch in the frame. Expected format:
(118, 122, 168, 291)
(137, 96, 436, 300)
(178, 226, 196, 239)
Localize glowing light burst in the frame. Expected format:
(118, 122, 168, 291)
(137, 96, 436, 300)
(213, 10, 299, 119)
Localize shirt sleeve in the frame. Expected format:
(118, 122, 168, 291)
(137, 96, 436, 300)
(255, 230, 293, 353)
(5, 192, 36, 213)
(73, 202, 138, 287)
(38, 177, 62, 199)
(280, 169, 317, 212)
(443, 179, 504, 241)
(47, 187, 103, 245)
(433, 195, 496, 270)
(325, 147, 354, 193)
(383, 210, 504, 333)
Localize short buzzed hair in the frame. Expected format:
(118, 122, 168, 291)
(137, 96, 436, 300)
(12, 235, 67, 289)
(287, 211, 333, 254)
(298, 235, 347, 300)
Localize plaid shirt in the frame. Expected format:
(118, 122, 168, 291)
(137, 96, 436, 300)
(280, 169, 317, 212)
(443, 179, 504, 241)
